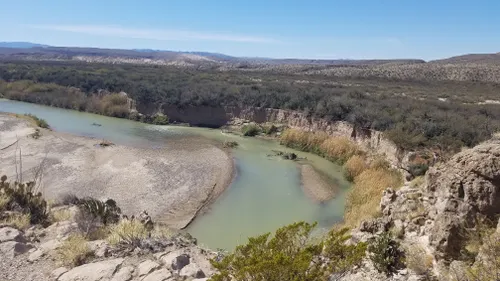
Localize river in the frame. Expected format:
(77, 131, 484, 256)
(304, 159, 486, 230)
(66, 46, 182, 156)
(0, 99, 349, 250)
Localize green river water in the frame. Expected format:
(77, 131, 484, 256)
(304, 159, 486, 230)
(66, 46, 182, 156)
(0, 99, 350, 250)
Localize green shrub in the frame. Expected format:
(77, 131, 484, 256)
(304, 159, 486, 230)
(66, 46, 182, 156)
(368, 232, 405, 276)
(77, 197, 122, 225)
(152, 114, 169, 125)
(24, 113, 49, 129)
(242, 124, 260, 136)
(0, 175, 48, 224)
(210, 222, 366, 281)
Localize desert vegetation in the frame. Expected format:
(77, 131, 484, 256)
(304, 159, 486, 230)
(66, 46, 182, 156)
(280, 129, 402, 227)
(1, 61, 500, 152)
(210, 222, 367, 281)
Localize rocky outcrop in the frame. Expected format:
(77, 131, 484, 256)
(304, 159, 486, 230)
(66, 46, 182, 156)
(349, 137, 500, 280)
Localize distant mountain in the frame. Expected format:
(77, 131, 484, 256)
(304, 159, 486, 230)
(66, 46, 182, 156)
(432, 53, 500, 64)
(0, 42, 49, 49)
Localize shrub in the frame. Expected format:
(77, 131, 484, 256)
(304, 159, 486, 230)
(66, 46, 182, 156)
(344, 167, 402, 228)
(78, 197, 121, 225)
(152, 114, 169, 125)
(210, 222, 366, 281)
(343, 155, 367, 181)
(223, 140, 239, 148)
(368, 232, 405, 276)
(242, 124, 260, 136)
(24, 113, 49, 129)
(57, 234, 94, 267)
(263, 124, 278, 135)
(0, 175, 48, 224)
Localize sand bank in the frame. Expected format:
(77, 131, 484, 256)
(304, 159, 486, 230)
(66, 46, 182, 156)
(0, 114, 233, 229)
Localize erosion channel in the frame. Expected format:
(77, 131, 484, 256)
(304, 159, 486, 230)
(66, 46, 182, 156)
(0, 99, 350, 250)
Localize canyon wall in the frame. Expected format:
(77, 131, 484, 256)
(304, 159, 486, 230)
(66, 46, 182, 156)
(134, 102, 404, 166)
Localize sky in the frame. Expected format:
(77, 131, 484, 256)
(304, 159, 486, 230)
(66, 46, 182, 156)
(0, 0, 498, 60)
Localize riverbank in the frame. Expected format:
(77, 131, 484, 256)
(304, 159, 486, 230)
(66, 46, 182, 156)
(0, 113, 234, 229)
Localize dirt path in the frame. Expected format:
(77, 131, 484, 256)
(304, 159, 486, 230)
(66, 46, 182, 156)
(0, 114, 234, 229)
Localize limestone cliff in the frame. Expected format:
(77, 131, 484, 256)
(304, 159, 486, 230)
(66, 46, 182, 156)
(133, 102, 403, 166)
(346, 136, 500, 280)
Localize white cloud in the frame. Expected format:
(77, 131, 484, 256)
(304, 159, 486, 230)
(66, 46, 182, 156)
(25, 24, 278, 43)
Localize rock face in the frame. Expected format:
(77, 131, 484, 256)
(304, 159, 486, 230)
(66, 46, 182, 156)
(58, 258, 124, 281)
(134, 103, 404, 166)
(425, 139, 500, 258)
(350, 137, 500, 280)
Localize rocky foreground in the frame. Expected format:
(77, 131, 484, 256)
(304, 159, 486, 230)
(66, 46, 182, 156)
(344, 136, 500, 280)
(0, 206, 216, 281)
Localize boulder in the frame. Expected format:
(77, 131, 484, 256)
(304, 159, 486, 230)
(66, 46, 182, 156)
(58, 258, 124, 281)
(40, 238, 62, 252)
(180, 262, 206, 278)
(161, 251, 190, 270)
(138, 259, 161, 277)
(28, 248, 45, 262)
(45, 220, 79, 240)
(142, 269, 172, 281)
(110, 266, 135, 281)
(0, 227, 27, 243)
(0, 241, 31, 257)
(426, 139, 500, 258)
(87, 240, 109, 258)
(51, 267, 69, 280)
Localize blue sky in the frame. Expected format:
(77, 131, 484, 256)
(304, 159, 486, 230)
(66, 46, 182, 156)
(0, 0, 498, 60)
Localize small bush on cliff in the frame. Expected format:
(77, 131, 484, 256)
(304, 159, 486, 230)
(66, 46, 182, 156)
(242, 124, 260, 136)
(210, 222, 366, 281)
(368, 232, 405, 276)
(152, 114, 169, 125)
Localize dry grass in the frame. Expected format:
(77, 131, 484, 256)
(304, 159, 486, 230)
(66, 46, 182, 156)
(107, 219, 148, 245)
(0, 213, 31, 230)
(344, 167, 402, 228)
(320, 136, 361, 163)
(280, 129, 361, 163)
(0, 193, 9, 211)
(406, 244, 434, 275)
(409, 176, 425, 189)
(280, 129, 328, 152)
(464, 232, 500, 281)
(343, 155, 367, 181)
(50, 208, 72, 223)
(57, 234, 94, 267)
